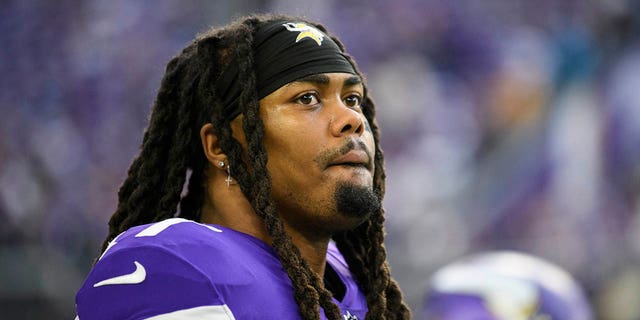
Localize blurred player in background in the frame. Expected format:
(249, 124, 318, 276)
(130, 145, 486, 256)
(422, 251, 593, 320)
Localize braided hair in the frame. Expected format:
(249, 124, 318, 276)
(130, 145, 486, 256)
(99, 14, 410, 320)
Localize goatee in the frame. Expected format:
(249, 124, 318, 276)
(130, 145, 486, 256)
(334, 182, 381, 220)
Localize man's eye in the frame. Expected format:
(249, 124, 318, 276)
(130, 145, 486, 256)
(344, 95, 362, 108)
(296, 93, 319, 105)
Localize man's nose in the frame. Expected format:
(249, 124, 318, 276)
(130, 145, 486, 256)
(329, 99, 364, 137)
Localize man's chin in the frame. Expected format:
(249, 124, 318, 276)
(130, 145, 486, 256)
(334, 182, 381, 220)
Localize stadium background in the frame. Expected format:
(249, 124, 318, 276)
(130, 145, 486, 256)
(2, 1, 640, 318)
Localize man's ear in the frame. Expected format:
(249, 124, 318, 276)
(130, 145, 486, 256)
(200, 123, 227, 167)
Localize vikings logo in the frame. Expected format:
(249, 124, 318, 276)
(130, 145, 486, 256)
(342, 311, 358, 320)
(282, 22, 325, 46)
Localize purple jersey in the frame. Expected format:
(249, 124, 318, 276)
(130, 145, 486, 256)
(75, 218, 367, 319)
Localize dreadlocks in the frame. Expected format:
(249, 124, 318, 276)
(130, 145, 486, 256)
(99, 14, 410, 320)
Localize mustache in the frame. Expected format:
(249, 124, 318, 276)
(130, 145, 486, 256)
(314, 139, 372, 169)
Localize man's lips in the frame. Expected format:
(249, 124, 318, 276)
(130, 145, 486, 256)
(315, 138, 373, 171)
(328, 150, 371, 170)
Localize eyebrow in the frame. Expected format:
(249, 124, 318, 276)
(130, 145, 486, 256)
(343, 75, 362, 87)
(287, 74, 363, 87)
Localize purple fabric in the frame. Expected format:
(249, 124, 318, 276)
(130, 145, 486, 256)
(422, 292, 496, 320)
(75, 218, 367, 319)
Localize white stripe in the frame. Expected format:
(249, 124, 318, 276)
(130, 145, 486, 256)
(135, 218, 190, 237)
(145, 305, 236, 320)
(135, 218, 222, 237)
(203, 224, 223, 233)
(98, 231, 126, 260)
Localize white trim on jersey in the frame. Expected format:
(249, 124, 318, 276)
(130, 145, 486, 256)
(135, 218, 192, 237)
(75, 305, 235, 320)
(98, 230, 127, 261)
(145, 305, 236, 320)
(134, 218, 222, 238)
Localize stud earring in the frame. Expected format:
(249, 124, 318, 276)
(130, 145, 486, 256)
(218, 161, 225, 168)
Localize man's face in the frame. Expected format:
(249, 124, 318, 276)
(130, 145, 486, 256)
(257, 72, 378, 237)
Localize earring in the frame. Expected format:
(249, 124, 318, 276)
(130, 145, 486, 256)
(225, 164, 233, 187)
(218, 161, 225, 168)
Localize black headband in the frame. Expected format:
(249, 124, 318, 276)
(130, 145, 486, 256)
(216, 20, 357, 121)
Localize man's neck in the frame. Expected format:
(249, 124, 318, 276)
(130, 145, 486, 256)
(200, 192, 331, 276)
(283, 224, 331, 276)
(199, 187, 273, 245)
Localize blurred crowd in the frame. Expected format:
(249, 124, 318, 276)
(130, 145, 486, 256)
(2, 0, 640, 318)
